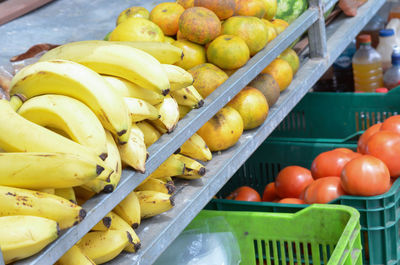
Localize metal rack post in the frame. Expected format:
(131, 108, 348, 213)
(308, 0, 328, 58)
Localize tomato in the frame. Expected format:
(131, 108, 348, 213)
(226, 186, 261, 201)
(278, 198, 306, 204)
(381, 115, 400, 134)
(262, 182, 279, 201)
(303, 177, 346, 204)
(311, 150, 359, 179)
(332, 148, 354, 153)
(275, 166, 313, 198)
(357, 123, 382, 154)
(366, 131, 400, 177)
(341, 155, 390, 196)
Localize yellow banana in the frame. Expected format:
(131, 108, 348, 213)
(91, 211, 141, 253)
(18, 94, 108, 160)
(149, 95, 179, 133)
(0, 186, 85, 229)
(102, 75, 164, 105)
(39, 41, 170, 95)
(159, 176, 174, 185)
(35, 188, 55, 194)
(178, 105, 192, 120)
(136, 121, 162, 147)
(119, 124, 147, 173)
(57, 245, 95, 265)
(54, 187, 77, 204)
(77, 230, 129, 264)
(74, 187, 96, 206)
(162, 64, 193, 91)
(0, 152, 101, 189)
(170, 85, 204, 109)
(113, 191, 141, 229)
(136, 178, 175, 194)
(180, 133, 212, 162)
(10, 60, 131, 144)
(9, 95, 23, 111)
(175, 154, 206, 179)
(82, 131, 122, 194)
(92, 212, 113, 231)
(150, 154, 186, 178)
(0, 216, 59, 264)
(124, 97, 160, 122)
(136, 191, 174, 219)
(0, 99, 112, 181)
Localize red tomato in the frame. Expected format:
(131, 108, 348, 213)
(278, 198, 306, 204)
(381, 115, 400, 134)
(333, 148, 354, 153)
(303, 177, 346, 204)
(310, 150, 358, 179)
(366, 131, 400, 177)
(226, 186, 261, 202)
(357, 123, 382, 154)
(275, 166, 313, 198)
(341, 155, 390, 196)
(262, 182, 279, 201)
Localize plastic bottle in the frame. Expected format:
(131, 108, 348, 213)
(360, 14, 386, 48)
(377, 29, 397, 72)
(352, 34, 384, 92)
(383, 45, 400, 90)
(332, 39, 356, 92)
(386, 18, 400, 45)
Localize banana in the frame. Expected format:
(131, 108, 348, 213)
(57, 245, 95, 265)
(55, 188, 77, 204)
(39, 41, 170, 95)
(77, 230, 129, 264)
(35, 188, 55, 194)
(162, 64, 193, 91)
(113, 191, 141, 229)
(136, 121, 162, 147)
(102, 75, 164, 105)
(0, 99, 112, 181)
(124, 97, 160, 122)
(136, 191, 174, 219)
(91, 211, 141, 253)
(149, 95, 179, 133)
(136, 178, 175, 194)
(0, 216, 59, 264)
(180, 133, 212, 161)
(0, 186, 85, 229)
(9, 95, 23, 111)
(119, 124, 147, 173)
(159, 176, 174, 185)
(170, 85, 204, 109)
(10, 60, 131, 144)
(178, 105, 192, 120)
(92, 212, 113, 230)
(149, 154, 185, 178)
(74, 187, 96, 206)
(175, 154, 206, 179)
(18, 94, 108, 160)
(0, 152, 103, 189)
(82, 131, 122, 194)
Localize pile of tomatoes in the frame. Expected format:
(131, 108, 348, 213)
(227, 115, 400, 204)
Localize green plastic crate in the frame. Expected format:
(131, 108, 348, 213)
(208, 140, 400, 265)
(270, 86, 400, 142)
(190, 205, 362, 265)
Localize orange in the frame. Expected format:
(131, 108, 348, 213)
(272, 19, 289, 35)
(261, 0, 277, 20)
(235, 0, 266, 18)
(172, 40, 206, 70)
(207, 35, 250, 70)
(262, 58, 293, 91)
(176, 0, 194, 9)
(176, 30, 185, 40)
(227, 86, 269, 130)
(197, 107, 243, 151)
(188, 63, 229, 98)
(116, 7, 150, 25)
(194, 0, 236, 20)
(109, 17, 164, 42)
(278, 48, 300, 74)
(262, 19, 277, 42)
(150, 3, 185, 36)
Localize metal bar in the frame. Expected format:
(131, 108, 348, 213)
(0, 248, 4, 265)
(308, 0, 328, 58)
(323, 0, 339, 14)
(14, 7, 318, 265)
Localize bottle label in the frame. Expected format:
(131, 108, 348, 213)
(333, 56, 353, 69)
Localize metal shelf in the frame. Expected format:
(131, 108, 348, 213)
(0, 0, 384, 263)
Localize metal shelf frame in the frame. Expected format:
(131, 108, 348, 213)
(0, 0, 385, 264)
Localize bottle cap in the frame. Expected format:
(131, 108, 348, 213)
(375, 88, 388, 93)
(379, 29, 395, 37)
(358, 34, 371, 44)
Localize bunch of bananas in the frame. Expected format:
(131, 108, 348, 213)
(0, 40, 213, 264)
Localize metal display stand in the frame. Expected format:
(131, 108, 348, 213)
(0, 0, 385, 264)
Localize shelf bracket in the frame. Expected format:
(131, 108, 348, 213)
(308, 0, 328, 58)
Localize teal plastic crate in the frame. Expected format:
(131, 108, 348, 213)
(270, 86, 400, 142)
(209, 140, 400, 265)
(190, 205, 362, 265)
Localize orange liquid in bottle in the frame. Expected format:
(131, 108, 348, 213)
(353, 62, 384, 91)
